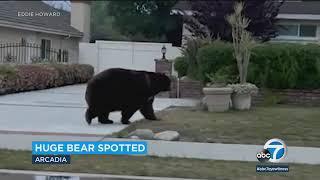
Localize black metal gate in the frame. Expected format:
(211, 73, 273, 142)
(0, 42, 68, 64)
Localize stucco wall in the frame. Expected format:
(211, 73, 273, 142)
(0, 26, 80, 63)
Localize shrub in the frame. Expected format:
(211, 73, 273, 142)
(206, 71, 229, 86)
(0, 64, 16, 77)
(248, 43, 320, 89)
(174, 56, 188, 78)
(196, 42, 320, 89)
(181, 37, 211, 80)
(206, 65, 239, 87)
(0, 64, 94, 95)
(197, 41, 235, 82)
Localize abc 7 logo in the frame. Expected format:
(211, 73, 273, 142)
(256, 149, 271, 163)
(257, 138, 287, 163)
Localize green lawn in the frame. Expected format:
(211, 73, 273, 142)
(0, 149, 319, 180)
(115, 105, 320, 147)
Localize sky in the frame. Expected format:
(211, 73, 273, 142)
(43, 1, 71, 12)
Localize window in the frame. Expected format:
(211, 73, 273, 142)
(41, 39, 51, 59)
(278, 25, 298, 36)
(300, 25, 317, 37)
(277, 24, 317, 38)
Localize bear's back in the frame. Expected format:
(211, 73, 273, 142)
(86, 68, 150, 104)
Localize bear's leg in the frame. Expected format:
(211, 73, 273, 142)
(85, 108, 96, 125)
(140, 99, 157, 120)
(121, 108, 138, 124)
(98, 112, 114, 124)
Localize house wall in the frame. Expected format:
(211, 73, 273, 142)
(180, 19, 320, 44)
(71, 1, 91, 42)
(0, 26, 80, 63)
(273, 19, 320, 43)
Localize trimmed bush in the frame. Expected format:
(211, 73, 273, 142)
(196, 41, 320, 89)
(181, 37, 212, 80)
(0, 64, 94, 95)
(174, 56, 188, 78)
(248, 43, 320, 89)
(197, 41, 236, 82)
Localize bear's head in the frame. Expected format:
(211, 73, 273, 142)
(149, 72, 171, 93)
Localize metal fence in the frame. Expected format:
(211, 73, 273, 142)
(0, 42, 68, 64)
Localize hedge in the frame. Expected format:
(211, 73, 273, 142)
(0, 64, 94, 95)
(249, 43, 320, 89)
(197, 41, 235, 82)
(196, 42, 320, 89)
(174, 56, 188, 78)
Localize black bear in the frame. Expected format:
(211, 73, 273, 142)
(85, 68, 171, 125)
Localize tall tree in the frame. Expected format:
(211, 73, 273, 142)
(107, 0, 181, 43)
(90, 1, 129, 42)
(184, 0, 285, 42)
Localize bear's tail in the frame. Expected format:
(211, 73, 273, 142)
(85, 108, 94, 125)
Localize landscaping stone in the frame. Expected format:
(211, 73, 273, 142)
(199, 97, 207, 110)
(154, 131, 180, 141)
(128, 129, 154, 140)
(129, 136, 140, 139)
(180, 76, 191, 81)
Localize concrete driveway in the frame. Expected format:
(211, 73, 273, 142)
(0, 84, 198, 136)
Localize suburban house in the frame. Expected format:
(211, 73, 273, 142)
(172, 1, 320, 44)
(0, 1, 91, 64)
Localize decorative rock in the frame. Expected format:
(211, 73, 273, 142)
(154, 131, 180, 141)
(128, 129, 154, 140)
(129, 136, 140, 139)
(199, 97, 208, 110)
(180, 76, 191, 81)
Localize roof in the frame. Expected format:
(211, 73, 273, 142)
(0, 1, 83, 37)
(173, 1, 320, 15)
(279, 1, 320, 15)
(172, 1, 191, 11)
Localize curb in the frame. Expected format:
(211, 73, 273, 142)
(0, 169, 204, 180)
(1, 133, 320, 165)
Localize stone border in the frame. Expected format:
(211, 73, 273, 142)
(253, 89, 320, 106)
(160, 78, 320, 106)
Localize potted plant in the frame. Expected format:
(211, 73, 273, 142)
(226, 2, 258, 110)
(227, 83, 258, 110)
(202, 71, 233, 112)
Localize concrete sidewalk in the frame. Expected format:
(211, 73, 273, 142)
(1, 133, 320, 165)
(0, 84, 199, 135)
